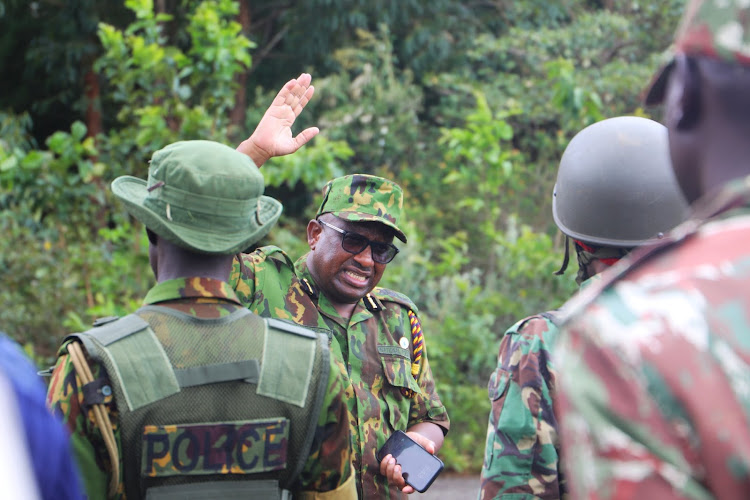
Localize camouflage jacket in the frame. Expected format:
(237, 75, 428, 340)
(46, 277, 352, 500)
(555, 186, 750, 499)
(294, 255, 449, 500)
(479, 311, 566, 500)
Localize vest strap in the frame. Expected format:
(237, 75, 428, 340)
(174, 359, 260, 387)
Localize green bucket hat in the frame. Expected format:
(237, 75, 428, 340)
(111, 140, 282, 255)
(316, 174, 407, 242)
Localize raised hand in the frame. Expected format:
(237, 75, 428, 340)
(236, 73, 320, 167)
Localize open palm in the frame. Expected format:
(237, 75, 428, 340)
(240, 73, 320, 166)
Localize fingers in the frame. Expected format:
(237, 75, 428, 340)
(379, 454, 407, 490)
(293, 127, 320, 149)
(293, 85, 315, 116)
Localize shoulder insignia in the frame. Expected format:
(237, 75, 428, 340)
(300, 278, 318, 299)
(364, 293, 382, 312)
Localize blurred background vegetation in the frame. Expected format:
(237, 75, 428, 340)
(0, 0, 683, 473)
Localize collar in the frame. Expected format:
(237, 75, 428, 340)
(143, 277, 243, 305)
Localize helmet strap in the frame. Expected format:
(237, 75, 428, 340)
(554, 235, 570, 276)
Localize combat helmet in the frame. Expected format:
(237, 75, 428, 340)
(552, 116, 689, 248)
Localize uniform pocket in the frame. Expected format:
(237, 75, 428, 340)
(380, 355, 421, 431)
(488, 366, 511, 401)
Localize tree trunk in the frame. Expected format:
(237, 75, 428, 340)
(83, 68, 102, 139)
(230, 1, 252, 135)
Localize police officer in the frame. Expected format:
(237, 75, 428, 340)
(479, 116, 689, 499)
(47, 141, 355, 499)
(232, 75, 449, 500)
(232, 174, 449, 499)
(555, 1, 750, 498)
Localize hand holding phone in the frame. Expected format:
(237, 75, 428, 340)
(377, 430, 444, 493)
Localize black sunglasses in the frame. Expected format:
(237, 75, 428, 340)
(317, 219, 400, 264)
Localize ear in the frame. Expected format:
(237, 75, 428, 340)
(307, 219, 322, 249)
(666, 55, 702, 131)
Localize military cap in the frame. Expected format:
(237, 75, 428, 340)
(316, 174, 407, 243)
(646, 0, 750, 104)
(111, 140, 282, 255)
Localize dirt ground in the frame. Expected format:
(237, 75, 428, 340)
(413, 472, 480, 499)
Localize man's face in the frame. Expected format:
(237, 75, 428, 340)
(306, 215, 393, 306)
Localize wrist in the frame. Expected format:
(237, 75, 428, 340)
(236, 136, 269, 168)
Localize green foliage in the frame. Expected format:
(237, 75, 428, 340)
(96, 0, 254, 161)
(2, 0, 686, 474)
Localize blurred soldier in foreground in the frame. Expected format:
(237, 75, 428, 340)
(233, 75, 450, 499)
(555, 1, 750, 498)
(47, 140, 354, 499)
(479, 116, 689, 499)
(0, 333, 84, 500)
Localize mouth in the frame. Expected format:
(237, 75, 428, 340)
(342, 268, 370, 287)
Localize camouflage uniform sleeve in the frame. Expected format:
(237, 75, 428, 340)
(296, 356, 353, 493)
(478, 315, 564, 500)
(229, 252, 259, 306)
(406, 309, 450, 432)
(555, 292, 715, 500)
(46, 341, 124, 500)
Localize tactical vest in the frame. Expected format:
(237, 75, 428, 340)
(69, 305, 330, 500)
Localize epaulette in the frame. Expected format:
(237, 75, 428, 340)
(504, 311, 560, 340)
(256, 245, 296, 269)
(369, 287, 418, 312)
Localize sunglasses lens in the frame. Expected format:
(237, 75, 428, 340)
(371, 243, 398, 264)
(341, 233, 369, 254)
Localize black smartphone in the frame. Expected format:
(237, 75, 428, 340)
(376, 430, 444, 493)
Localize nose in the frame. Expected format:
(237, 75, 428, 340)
(353, 243, 375, 266)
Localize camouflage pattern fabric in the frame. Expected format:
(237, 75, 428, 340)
(555, 184, 750, 499)
(647, 0, 750, 104)
(230, 246, 449, 499)
(674, 0, 750, 65)
(47, 277, 352, 500)
(295, 255, 449, 500)
(317, 174, 407, 242)
(479, 312, 567, 500)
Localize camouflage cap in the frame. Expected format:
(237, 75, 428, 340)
(646, 0, 750, 104)
(316, 174, 407, 242)
(111, 140, 282, 255)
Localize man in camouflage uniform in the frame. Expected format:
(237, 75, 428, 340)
(46, 140, 355, 499)
(554, 2, 750, 498)
(479, 116, 689, 499)
(231, 74, 449, 499)
(232, 174, 449, 499)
